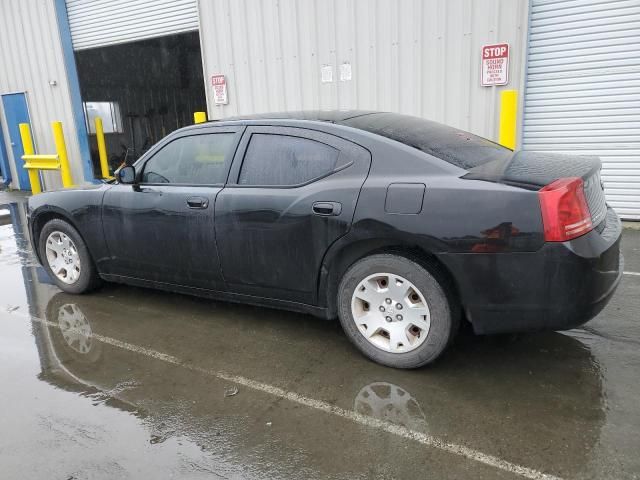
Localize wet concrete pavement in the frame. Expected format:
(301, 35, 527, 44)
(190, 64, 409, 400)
(1, 192, 639, 479)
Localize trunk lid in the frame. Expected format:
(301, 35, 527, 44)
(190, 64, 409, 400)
(465, 151, 608, 228)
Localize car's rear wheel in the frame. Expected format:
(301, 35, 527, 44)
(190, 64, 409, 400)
(337, 254, 457, 368)
(38, 218, 101, 294)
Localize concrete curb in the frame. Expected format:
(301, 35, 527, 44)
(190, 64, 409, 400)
(623, 222, 640, 231)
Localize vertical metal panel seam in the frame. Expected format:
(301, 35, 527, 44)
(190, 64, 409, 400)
(394, 0, 400, 112)
(313, 0, 322, 109)
(278, 2, 302, 110)
(350, 0, 359, 109)
(373, 0, 379, 108)
(334, 0, 342, 109)
(488, 0, 501, 140)
(331, 0, 339, 109)
(257, 0, 272, 112)
(53, 0, 95, 183)
(196, 0, 211, 117)
(518, 0, 533, 149)
(418, 0, 425, 118)
(242, 0, 256, 114)
(254, 0, 268, 112)
(293, 0, 305, 110)
(438, 0, 446, 122)
(465, 0, 475, 131)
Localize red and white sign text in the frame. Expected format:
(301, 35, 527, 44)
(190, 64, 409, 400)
(211, 74, 228, 104)
(481, 43, 509, 86)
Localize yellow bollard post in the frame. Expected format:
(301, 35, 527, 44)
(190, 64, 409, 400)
(52, 122, 74, 188)
(94, 117, 111, 179)
(18, 123, 42, 194)
(498, 90, 518, 150)
(193, 111, 207, 124)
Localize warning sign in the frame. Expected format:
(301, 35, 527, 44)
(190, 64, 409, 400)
(211, 74, 228, 104)
(481, 43, 509, 86)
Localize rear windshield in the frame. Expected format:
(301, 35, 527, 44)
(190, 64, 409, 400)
(341, 112, 512, 170)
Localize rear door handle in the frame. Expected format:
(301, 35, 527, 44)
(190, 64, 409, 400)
(312, 201, 342, 216)
(187, 196, 209, 209)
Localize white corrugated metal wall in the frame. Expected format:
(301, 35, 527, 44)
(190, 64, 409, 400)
(198, 0, 529, 142)
(66, 0, 199, 51)
(0, 0, 84, 190)
(523, 0, 640, 220)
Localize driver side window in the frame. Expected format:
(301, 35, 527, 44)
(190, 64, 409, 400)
(141, 133, 235, 185)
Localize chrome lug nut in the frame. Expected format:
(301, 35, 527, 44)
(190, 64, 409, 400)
(396, 303, 403, 310)
(385, 316, 392, 322)
(396, 314, 403, 321)
(385, 298, 392, 304)
(379, 306, 385, 312)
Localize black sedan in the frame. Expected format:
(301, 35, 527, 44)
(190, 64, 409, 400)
(27, 111, 622, 368)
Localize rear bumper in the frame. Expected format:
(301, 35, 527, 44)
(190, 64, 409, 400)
(440, 208, 623, 335)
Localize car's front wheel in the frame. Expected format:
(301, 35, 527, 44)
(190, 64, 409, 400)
(337, 254, 457, 368)
(38, 218, 101, 294)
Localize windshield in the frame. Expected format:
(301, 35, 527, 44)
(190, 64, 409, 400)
(341, 112, 512, 170)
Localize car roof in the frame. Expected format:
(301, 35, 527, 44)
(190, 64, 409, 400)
(220, 110, 381, 124)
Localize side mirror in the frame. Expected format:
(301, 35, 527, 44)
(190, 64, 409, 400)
(117, 165, 136, 184)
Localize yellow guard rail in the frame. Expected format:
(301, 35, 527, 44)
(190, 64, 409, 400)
(19, 122, 73, 194)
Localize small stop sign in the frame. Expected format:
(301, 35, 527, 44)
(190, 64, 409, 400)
(481, 43, 509, 86)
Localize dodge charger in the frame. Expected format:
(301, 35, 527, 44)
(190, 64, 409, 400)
(27, 111, 623, 368)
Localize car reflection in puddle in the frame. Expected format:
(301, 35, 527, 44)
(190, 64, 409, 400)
(354, 382, 427, 431)
(33, 289, 609, 479)
(56, 302, 97, 357)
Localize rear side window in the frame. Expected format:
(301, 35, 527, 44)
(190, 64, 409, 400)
(342, 112, 512, 170)
(142, 133, 235, 185)
(239, 134, 339, 186)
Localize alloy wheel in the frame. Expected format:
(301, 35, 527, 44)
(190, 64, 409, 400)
(45, 231, 81, 284)
(351, 273, 431, 353)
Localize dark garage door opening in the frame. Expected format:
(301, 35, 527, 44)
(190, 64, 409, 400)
(75, 31, 207, 176)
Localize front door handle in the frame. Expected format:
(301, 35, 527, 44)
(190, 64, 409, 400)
(312, 201, 342, 216)
(187, 196, 209, 209)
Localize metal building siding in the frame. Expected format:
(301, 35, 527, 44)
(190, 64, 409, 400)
(524, 0, 640, 220)
(66, 0, 199, 51)
(0, 0, 83, 190)
(198, 0, 528, 141)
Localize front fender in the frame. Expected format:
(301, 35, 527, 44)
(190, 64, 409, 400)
(28, 185, 111, 270)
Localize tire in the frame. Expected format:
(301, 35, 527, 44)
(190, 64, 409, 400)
(337, 254, 458, 369)
(38, 218, 101, 294)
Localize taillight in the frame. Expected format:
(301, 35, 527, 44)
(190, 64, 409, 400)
(538, 177, 593, 242)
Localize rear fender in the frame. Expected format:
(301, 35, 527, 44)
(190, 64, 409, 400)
(317, 232, 454, 318)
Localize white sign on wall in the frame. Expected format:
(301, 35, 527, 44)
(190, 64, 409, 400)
(339, 63, 352, 81)
(211, 74, 228, 104)
(321, 65, 333, 83)
(481, 43, 509, 86)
